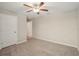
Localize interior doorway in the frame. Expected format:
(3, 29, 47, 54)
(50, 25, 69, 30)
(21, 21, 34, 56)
(27, 16, 32, 40)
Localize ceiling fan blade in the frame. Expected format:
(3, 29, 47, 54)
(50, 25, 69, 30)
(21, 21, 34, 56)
(40, 2, 44, 7)
(40, 9, 48, 11)
(27, 10, 32, 12)
(24, 4, 33, 8)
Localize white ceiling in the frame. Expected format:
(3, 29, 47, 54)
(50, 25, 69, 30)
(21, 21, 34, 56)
(0, 2, 79, 18)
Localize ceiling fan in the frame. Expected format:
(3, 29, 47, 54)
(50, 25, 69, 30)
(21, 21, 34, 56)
(23, 2, 48, 14)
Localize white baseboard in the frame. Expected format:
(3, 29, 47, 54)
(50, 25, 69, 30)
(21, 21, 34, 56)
(0, 39, 27, 49)
(33, 36, 78, 49)
(16, 39, 27, 45)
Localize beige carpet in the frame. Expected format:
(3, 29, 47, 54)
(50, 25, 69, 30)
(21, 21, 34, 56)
(0, 38, 79, 56)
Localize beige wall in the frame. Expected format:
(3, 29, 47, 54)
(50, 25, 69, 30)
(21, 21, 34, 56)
(33, 11, 78, 48)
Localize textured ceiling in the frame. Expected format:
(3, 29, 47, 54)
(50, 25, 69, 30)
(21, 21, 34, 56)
(0, 2, 79, 18)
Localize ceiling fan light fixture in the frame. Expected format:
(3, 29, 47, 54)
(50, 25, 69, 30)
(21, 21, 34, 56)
(23, 2, 48, 14)
(33, 8, 39, 12)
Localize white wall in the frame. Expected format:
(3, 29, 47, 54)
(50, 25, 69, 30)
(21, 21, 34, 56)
(0, 15, 2, 49)
(17, 14, 27, 43)
(27, 21, 32, 38)
(33, 11, 78, 48)
(77, 8, 79, 50)
(0, 8, 17, 16)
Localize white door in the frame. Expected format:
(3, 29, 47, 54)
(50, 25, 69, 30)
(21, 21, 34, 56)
(0, 13, 17, 48)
